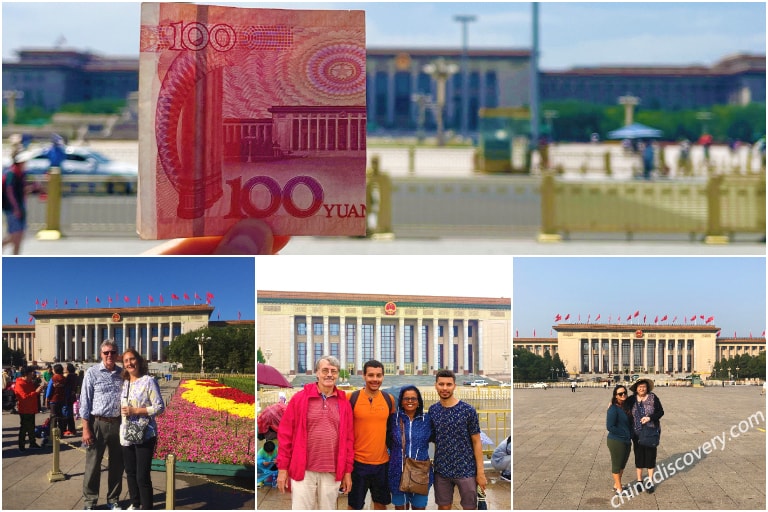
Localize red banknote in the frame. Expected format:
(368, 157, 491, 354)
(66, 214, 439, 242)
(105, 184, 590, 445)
(138, 3, 366, 239)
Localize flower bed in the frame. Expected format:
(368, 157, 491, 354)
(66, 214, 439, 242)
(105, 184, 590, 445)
(154, 380, 255, 466)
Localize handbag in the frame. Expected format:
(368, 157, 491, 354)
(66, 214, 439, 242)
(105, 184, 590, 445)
(398, 418, 431, 496)
(123, 381, 149, 444)
(638, 424, 660, 447)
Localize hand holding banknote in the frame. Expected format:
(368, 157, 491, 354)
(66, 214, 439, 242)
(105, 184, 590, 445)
(144, 219, 291, 254)
(139, 3, 366, 240)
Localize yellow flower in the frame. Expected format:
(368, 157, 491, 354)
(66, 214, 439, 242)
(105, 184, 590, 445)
(180, 380, 255, 419)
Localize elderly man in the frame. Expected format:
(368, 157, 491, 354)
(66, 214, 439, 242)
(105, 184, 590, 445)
(277, 355, 354, 510)
(80, 340, 124, 510)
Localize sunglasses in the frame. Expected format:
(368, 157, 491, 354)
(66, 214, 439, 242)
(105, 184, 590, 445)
(616, 391, 627, 396)
(402, 397, 419, 402)
(102, 350, 118, 356)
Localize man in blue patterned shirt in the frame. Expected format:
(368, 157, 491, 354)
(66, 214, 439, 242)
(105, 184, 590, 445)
(429, 369, 486, 510)
(80, 340, 124, 510)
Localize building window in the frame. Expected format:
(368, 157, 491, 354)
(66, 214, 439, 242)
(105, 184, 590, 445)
(313, 322, 323, 336)
(468, 325, 474, 338)
(581, 339, 589, 372)
(330, 342, 339, 358)
(362, 324, 374, 361)
(297, 322, 306, 335)
(404, 325, 414, 363)
(421, 325, 429, 364)
(453, 326, 458, 338)
(298, 342, 306, 373)
(621, 340, 630, 368)
(381, 324, 395, 363)
(315, 343, 323, 368)
(439, 325, 444, 337)
(647, 340, 655, 368)
(330, 323, 340, 336)
(346, 324, 356, 367)
(634, 342, 643, 368)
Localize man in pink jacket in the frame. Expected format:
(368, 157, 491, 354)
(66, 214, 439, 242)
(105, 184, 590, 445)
(277, 355, 354, 509)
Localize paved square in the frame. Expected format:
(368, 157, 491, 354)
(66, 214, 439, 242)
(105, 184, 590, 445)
(514, 386, 766, 510)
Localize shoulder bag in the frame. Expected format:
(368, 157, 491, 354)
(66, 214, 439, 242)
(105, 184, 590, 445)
(398, 417, 431, 496)
(123, 381, 149, 444)
(638, 423, 660, 447)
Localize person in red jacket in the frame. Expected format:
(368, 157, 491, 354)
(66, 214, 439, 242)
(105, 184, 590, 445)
(14, 366, 45, 451)
(276, 355, 354, 510)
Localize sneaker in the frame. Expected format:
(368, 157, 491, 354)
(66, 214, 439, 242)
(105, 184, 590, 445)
(18, 447, 27, 453)
(29, 444, 43, 450)
(63, 431, 74, 437)
(633, 481, 645, 493)
(646, 482, 655, 494)
(108, 502, 122, 510)
(126, 505, 138, 510)
(499, 470, 511, 482)
(83, 505, 94, 510)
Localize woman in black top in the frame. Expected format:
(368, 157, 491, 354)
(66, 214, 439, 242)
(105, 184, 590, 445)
(626, 378, 664, 494)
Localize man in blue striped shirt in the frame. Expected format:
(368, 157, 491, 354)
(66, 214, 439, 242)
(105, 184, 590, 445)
(80, 340, 124, 510)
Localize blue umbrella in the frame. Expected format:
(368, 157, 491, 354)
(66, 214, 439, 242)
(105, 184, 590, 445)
(607, 122, 663, 140)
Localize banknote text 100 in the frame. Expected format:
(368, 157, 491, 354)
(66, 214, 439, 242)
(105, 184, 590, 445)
(225, 175, 325, 219)
(168, 22, 236, 52)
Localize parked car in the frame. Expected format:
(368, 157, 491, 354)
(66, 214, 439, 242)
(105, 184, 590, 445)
(499, 381, 511, 388)
(529, 382, 548, 389)
(5, 145, 137, 194)
(465, 379, 488, 387)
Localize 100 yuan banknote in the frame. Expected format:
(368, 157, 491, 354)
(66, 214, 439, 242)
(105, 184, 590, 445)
(138, 3, 366, 239)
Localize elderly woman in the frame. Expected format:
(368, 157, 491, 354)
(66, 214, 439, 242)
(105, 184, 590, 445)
(387, 385, 433, 510)
(626, 378, 664, 494)
(606, 385, 632, 494)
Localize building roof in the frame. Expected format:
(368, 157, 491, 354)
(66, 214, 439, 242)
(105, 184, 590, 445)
(367, 48, 530, 59)
(553, 323, 719, 333)
(29, 304, 215, 318)
(258, 290, 510, 309)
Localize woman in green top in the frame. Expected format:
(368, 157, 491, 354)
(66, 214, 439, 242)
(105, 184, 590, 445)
(606, 385, 631, 494)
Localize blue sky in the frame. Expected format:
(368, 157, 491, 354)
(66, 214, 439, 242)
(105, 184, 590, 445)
(513, 257, 766, 338)
(2, 2, 764, 69)
(1, 257, 256, 325)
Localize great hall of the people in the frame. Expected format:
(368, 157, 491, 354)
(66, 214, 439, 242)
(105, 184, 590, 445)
(514, 323, 765, 377)
(1, 305, 250, 364)
(257, 291, 511, 376)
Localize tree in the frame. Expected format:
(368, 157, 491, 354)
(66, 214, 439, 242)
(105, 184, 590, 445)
(2, 341, 26, 367)
(257, 348, 266, 364)
(168, 325, 255, 373)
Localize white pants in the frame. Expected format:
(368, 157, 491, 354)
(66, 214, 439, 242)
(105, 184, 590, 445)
(291, 471, 339, 510)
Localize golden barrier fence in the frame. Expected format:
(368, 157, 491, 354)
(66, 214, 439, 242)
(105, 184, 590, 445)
(539, 173, 765, 242)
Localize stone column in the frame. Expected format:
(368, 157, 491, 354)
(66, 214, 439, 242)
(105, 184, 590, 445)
(683, 340, 689, 373)
(618, 340, 623, 373)
(323, 315, 330, 356)
(356, 317, 363, 374)
(447, 314, 454, 372)
(398, 317, 405, 374)
(462, 319, 469, 374)
(64, 324, 70, 361)
(432, 318, 439, 373)
(339, 316, 346, 371)
(416, 317, 423, 374)
(477, 320, 484, 374)
(674, 340, 680, 374)
(588, 340, 593, 373)
(306, 315, 313, 374)
(288, 315, 295, 374)
(375, 316, 382, 361)
(73, 325, 80, 361)
(156, 322, 162, 362)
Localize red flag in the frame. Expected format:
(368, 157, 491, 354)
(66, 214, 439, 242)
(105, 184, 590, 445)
(64, 299, 68, 305)
(554, 313, 562, 322)
(28, 316, 33, 323)
(564, 314, 570, 321)
(515, 329, 518, 338)
(633, 310, 639, 318)
(194, 292, 201, 300)
(137, 296, 141, 305)
(643, 314, 646, 323)
(124, 296, 130, 303)
(148, 295, 154, 303)
(238, 311, 242, 320)
(35, 298, 40, 306)
(734, 331, 736, 337)
(171, 293, 180, 300)
(749, 331, 753, 338)
(15, 316, 18, 325)
(55, 298, 59, 308)
(626, 314, 631, 321)
(75, 298, 78, 306)
(699, 315, 705, 320)
(96, 296, 101, 304)
(705, 316, 714, 324)
(108, 296, 113, 304)
(86, 296, 89, 306)
(716, 330, 721, 337)
(661, 315, 668, 322)
(159, 294, 164, 304)
(672, 316, 677, 324)
(595, 314, 601, 322)
(42, 299, 48, 308)
(533, 329, 536, 337)
(578, 314, 581, 322)
(762, 330, 765, 337)
(184, 292, 190, 301)
(654, 315, 659, 324)
(587, 314, 591, 323)
(217, 312, 220, 320)
(689, 315, 696, 322)
(206, 292, 214, 301)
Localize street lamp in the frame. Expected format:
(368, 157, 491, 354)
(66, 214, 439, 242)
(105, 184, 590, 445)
(423, 58, 459, 146)
(618, 93, 640, 126)
(194, 333, 211, 375)
(454, 14, 476, 141)
(264, 348, 272, 365)
(502, 350, 509, 372)
(411, 93, 432, 143)
(736, 366, 740, 381)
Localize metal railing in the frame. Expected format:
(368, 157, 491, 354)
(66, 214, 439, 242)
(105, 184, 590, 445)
(539, 173, 765, 242)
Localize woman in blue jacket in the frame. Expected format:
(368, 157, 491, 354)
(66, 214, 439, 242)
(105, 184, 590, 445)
(606, 384, 632, 495)
(388, 385, 433, 510)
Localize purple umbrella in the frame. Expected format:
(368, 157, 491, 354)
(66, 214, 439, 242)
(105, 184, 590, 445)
(257, 363, 291, 388)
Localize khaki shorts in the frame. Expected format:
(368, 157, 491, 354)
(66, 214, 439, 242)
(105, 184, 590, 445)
(433, 473, 476, 509)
